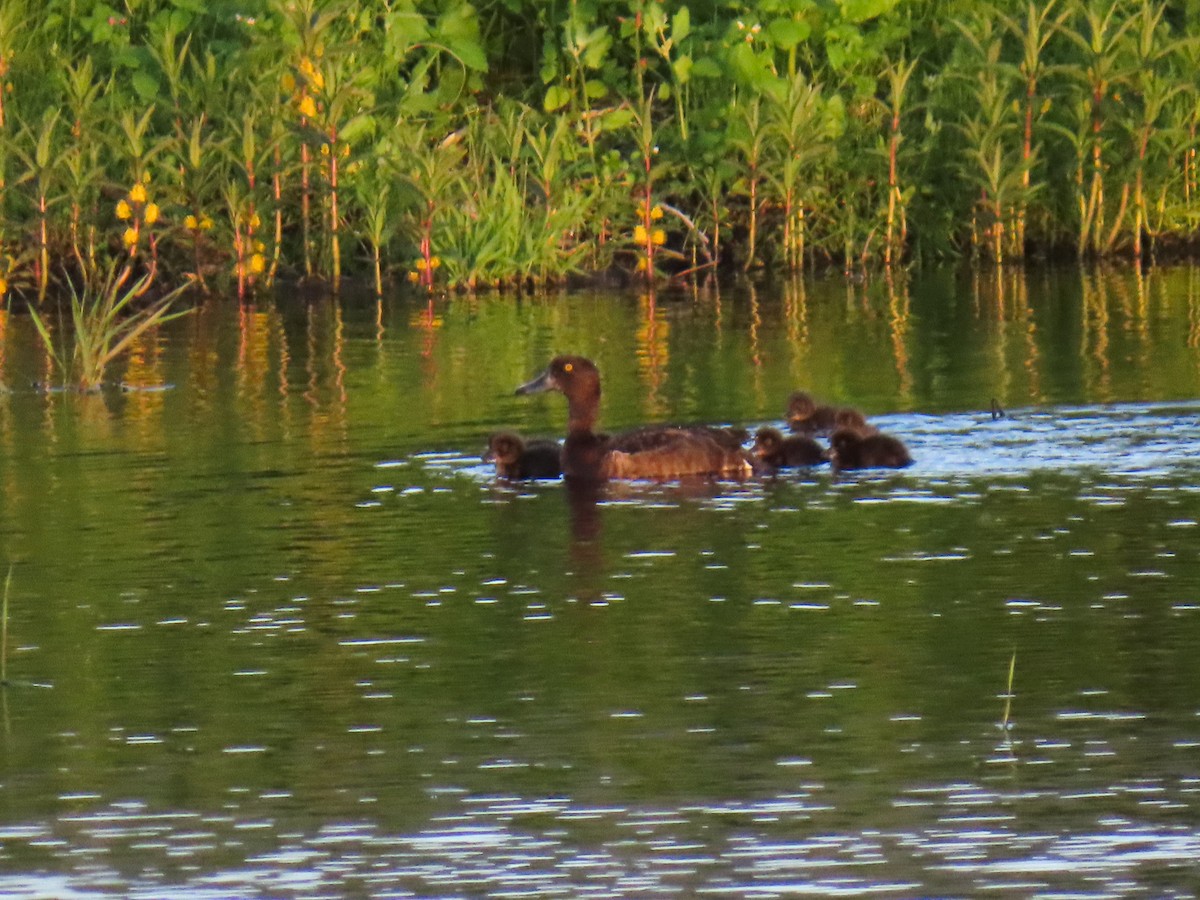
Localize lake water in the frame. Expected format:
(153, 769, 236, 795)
(1, 267, 1199, 896)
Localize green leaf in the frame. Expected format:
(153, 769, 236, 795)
(340, 114, 375, 145)
(132, 70, 161, 101)
(767, 17, 810, 50)
(584, 79, 608, 99)
(451, 39, 488, 72)
(601, 107, 635, 131)
(437, 4, 480, 43)
(672, 54, 693, 85)
(691, 56, 722, 78)
(643, 3, 667, 36)
(543, 84, 571, 112)
(672, 7, 691, 43)
(392, 11, 431, 45)
(582, 25, 611, 69)
(838, 0, 897, 25)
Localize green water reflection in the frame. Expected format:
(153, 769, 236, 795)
(0, 267, 1199, 894)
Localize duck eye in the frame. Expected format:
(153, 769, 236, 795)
(563, 363, 573, 373)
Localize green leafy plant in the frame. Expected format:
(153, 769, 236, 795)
(26, 263, 192, 391)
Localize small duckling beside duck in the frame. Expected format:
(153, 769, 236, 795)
(515, 355, 759, 480)
(787, 391, 874, 436)
(826, 427, 913, 470)
(752, 427, 827, 469)
(484, 431, 562, 479)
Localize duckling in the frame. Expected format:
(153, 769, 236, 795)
(752, 426, 827, 468)
(484, 431, 562, 479)
(827, 427, 913, 470)
(515, 356, 758, 480)
(787, 391, 873, 436)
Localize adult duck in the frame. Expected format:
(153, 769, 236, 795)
(515, 355, 758, 480)
(484, 431, 562, 479)
(827, 427, 913, 470)
(787, 391, 874, 436)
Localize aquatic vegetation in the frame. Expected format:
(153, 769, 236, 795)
(26, 264, 191, 391)
(0, 0, 1198, 295)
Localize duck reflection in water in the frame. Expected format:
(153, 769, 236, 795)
(515, 355, 760, 481)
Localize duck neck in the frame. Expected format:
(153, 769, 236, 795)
(565, 385, 600, 434)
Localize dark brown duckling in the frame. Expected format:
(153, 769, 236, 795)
(752, 426, 828, 468)
(827, 427, 913, 470)
(787, 391, 873, 436)
(515, 355, 758, 481)
(483, 431, 562, 479)
(833, 406, 876, 436)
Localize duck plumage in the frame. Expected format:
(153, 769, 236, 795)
(515, 355, 758, 480)
(484, 432, 562, 479)
(827, 427, 913, 470)
(752, 426, 828, 468)
(787, 391, 874, 436)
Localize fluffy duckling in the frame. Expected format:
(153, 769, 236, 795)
(484, 431, 562, 479)
(752, 426, 827, 468)
(787, 391, 873, 436)
(827, 427, 913, 470)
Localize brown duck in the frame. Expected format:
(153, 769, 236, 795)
(484, 432, 562, 479)
(515, 355, 758, 480)
(752, 426, 827, 468)
(827, 427, 913, 470)
(787, 391, 874, 436)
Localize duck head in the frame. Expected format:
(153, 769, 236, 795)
(483, 431, 522, 466)
(752, 426, 784, 460)
(516, 355, 602, 432)
(786, 390, 817, 425)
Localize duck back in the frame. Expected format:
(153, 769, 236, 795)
(599, 429, 756, 480)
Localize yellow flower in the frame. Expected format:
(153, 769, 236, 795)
(298, 95, 317, 118)
(650, 205, 664, 220)
(116, 199, 132, 220)
(199, 215, 214, 231)
(634, 224, 648, 243)
(311, 69, 325, 91)
(340, 143, 350, 158)
(249, 213, 261, 230)
(129, 183, 147, 204)
(651, 228, 666, 246)
(254, 240, 265, 253)
(184, 214, 198, 231)
(635, 256, 648, 272)
(320, 143, 330, 156)
(142, 171, 151, 184)
(0, 276, 7, 295)
(415, 257, 428, 271)
(407, 270, 420, 283)
(430, 256, 442, 269)
(143, 202, 160, 225)
(249, 253, 266, 274)
(123, 227, 139, 248)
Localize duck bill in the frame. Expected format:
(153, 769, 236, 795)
(515, 367, 555, 395)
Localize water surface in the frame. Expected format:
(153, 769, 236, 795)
(1, 267, 1199, 896)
